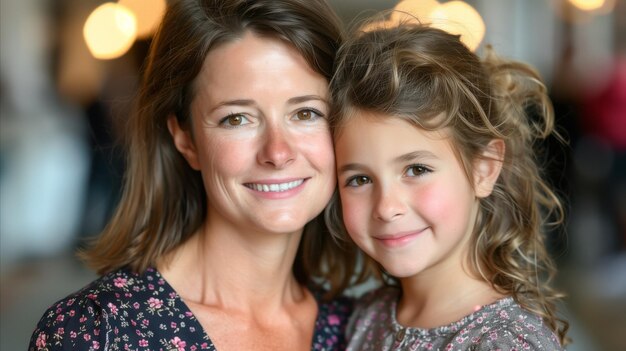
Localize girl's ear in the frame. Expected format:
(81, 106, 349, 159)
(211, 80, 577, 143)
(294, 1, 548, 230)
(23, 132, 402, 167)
(167, 115, 200, 170)
(473, 139, 505, 198)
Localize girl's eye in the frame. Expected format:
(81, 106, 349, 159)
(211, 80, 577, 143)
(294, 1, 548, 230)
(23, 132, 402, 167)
(405, 164, 430, 177)
(220, 114, 250, 127)
(293, 108, 323, 121)
(346, 175, 371, 187)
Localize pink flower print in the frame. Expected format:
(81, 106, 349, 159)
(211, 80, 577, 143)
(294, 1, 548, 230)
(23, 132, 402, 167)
(148, 297, 163, 309)
(70, 331, 77, 338)
(185, 311, 193, 317)
(35, 332, 47, 348)
(94, 328, 100, 336)
(80, 316, 88, 323)
(327, 314, 340, 326)
(148, 284, 155, 290)
(114, 277, 128, 288)
(142, 319, 150, 326)
(55, 314, 64, 322)
(139, 339, 149, 347)
(108, 302, 119, 315)
(445, 344, 454, 351)
(171, 336, 187, 351)
(171, 322, 177, 329)
(499, 310, 509, 319)
(87, 294, 98, 300)
(201, 342, 209, 348)
(84, 333, 91, 341)
(69, 309, 75, 317)
(57, 327, 64, 335)
(67, 298, 76, 306)
(190, 346, 197, 351)
(170, 292, 177, 299)
(133, 302, 140, 309)
(92, 341, 100, 349)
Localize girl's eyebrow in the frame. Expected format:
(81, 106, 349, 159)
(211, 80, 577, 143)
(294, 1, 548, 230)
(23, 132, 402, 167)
(396, 150, 438, 163)
(338, 150, 438, 174)
(337, 162, 364, 174)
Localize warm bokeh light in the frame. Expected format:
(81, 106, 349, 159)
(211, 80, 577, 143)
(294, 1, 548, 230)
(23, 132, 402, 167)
(83, 3, 137, 60)
(118, 0, 166, 39)
(568, 0, 606, 11)
(391, 0, 439, 24)
(361, 20, 396, 33)
(429, 1, 485, 51)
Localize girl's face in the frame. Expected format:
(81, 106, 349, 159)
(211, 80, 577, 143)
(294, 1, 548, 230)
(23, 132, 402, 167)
(335, 112, 482, 279)
(169, 32, 335, 236)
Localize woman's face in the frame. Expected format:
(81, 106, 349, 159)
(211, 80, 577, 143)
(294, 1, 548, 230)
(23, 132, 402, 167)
(170, 32, 335, 236)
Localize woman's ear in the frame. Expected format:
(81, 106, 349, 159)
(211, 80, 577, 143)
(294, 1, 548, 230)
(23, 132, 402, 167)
(473, 139, 505, 198)
(167, 115, 200, 170)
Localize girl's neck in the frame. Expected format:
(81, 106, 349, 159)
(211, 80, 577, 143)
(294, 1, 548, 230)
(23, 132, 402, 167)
(158, 220, 306, 314)
(396, 265, 505, 329)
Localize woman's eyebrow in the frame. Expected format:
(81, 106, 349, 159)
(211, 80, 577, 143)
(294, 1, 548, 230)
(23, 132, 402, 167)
(209, 99, 256, 113)
(287, 95, 328, 105)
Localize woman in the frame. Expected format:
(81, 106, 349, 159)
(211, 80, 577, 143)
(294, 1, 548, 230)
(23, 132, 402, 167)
(29, 0, 360, 350)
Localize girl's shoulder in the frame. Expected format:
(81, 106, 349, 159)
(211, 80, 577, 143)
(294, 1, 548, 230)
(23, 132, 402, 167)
(472, 298, 563, 350)
(29, 267, 214, 351)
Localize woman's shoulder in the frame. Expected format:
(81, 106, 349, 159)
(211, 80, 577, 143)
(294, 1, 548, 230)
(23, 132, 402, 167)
(471, 298, 564, 350)
(29, 267, 212, 351)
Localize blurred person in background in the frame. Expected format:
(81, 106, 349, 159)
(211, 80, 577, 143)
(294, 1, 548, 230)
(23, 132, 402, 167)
(0, 0, 90, 273)
(28, 0, 364, 350)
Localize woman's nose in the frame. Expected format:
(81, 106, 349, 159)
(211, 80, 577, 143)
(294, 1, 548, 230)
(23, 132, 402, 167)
(257, 123, 296, 169)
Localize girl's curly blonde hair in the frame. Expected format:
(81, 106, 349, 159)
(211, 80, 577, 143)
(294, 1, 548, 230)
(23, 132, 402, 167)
(325, 19, 569, 344)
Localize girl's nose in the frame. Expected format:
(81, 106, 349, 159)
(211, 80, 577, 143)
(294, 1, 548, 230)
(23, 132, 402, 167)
(373, 185, 406, 222)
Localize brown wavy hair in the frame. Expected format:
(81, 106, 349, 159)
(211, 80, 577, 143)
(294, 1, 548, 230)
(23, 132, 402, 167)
(80, 0, 360, 299)
(325, 19, 570, 343)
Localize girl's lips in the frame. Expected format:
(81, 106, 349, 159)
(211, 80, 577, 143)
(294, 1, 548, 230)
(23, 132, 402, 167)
(374, 228, 428, 248)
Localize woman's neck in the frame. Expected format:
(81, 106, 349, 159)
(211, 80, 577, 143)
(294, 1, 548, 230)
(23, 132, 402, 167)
(158, 220, 306, 315)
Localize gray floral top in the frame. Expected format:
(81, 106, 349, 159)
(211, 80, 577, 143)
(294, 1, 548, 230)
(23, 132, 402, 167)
(346, 287, 563, 351)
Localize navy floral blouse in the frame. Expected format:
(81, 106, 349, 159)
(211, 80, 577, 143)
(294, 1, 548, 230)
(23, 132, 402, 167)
(29, 267, 352, 351)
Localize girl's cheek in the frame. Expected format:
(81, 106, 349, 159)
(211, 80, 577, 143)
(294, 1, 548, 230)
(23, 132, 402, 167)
(340, 195, 367, 238)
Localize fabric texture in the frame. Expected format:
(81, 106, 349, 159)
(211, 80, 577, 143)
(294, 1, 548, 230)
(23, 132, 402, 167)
(29, 267, 352, 351)
(346, 286, 563, 351)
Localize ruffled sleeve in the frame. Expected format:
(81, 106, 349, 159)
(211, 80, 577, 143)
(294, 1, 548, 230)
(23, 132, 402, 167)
(29, 292, 110, 351)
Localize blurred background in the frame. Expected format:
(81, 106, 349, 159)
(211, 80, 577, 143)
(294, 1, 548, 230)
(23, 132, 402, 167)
(0, 0, 624, 350)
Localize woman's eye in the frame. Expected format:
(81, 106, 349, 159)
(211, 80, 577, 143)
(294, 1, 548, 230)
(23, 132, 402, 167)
(294, 109, 323, 121)
(220, 114, 250, 127)
(405, 165, 430, 177)
(346, 175, 371, 187)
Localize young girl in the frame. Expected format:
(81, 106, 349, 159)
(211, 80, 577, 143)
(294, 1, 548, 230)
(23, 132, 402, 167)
(325, 21, 569, 350)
